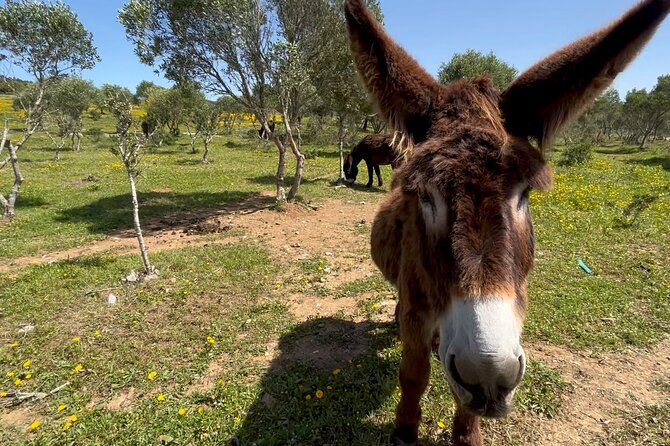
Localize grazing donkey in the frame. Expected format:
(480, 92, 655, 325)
(343, 0, 670, 445)
(344, 134, 401, 187)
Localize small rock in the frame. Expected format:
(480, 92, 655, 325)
(17, 323, 35, 334)
(359, 201, 366, 205)
(294, 231, 300, 235)
(261, 393, 277, 410)
(107, 294, 117, 305)
(319, 277, 327, 283)
(124, 270, 140, 283)
(325, 251, 334, 257)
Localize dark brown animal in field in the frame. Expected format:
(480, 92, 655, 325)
(344, 134, 401, 187)
(141, 120, 156, 138)
(258, 119, 275, 140)
(344, 0, 670, 445)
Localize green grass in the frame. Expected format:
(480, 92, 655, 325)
(0, 107, 669, 444)
(0, 108, 391, 260)
(597, 403, 670, 446)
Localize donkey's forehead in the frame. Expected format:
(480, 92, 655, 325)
(399, 133, 553, 193)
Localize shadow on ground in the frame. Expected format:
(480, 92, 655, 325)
(626, 154, 670, 171)
(56, 190, 272, 235)
(232, 317, 403, 446)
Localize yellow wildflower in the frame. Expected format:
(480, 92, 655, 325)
(10, 342, 18, 348)
(7, 371, 14, 377)
(305, 395, 312, 401)
(25, 373, 32, 380)
(14, 378, 22, 386)
(234, 417, 241, 424)
(23, 359, 32, 368)
(69, 414, 78, 422)
(72, 337, 80, 343)
(437, 421, 445, 429)
(178, 408, 187, 416)
(217, 379, 225, 386)
(147, 371, 157, 380)
(206, 336, 216, 345)
(73, 364, 84, 372)
(332, 368, 341, 376)
(0, 392, 7, 397)
(29, 420, 41, 430)
(156, 394, 165, 402)
(63, 421, 73, 430)
(57, 405, 66, 412)
(93, 330, 101, 337)
(315, 390, 324, 399)
(326, 386, 332, 390)
(197, 406, 204, 414)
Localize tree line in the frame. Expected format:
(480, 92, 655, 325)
(2, 0, 669, 221)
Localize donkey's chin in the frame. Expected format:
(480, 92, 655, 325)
(448, 381, 517, 419)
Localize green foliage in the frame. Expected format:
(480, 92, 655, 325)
(134, 80, 162, 104)
(437, 49, 517, 90)
(558, 142, 593, 166)
(0, 0, 99, 79)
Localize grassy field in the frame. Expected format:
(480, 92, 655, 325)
(0, 101, 669, 445)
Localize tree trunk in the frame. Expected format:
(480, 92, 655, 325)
(1, 143, 24, 218)
(126, 167, 153, 275)
(72, 132, 82, 151)
(337, 116, 346, 182)
(203, 136, 211, 164)
(285, 115, 305, 202)
(275, 139, 287, 202)
(263, 119, 287, 202)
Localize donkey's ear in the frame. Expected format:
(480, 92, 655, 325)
(501, 0, 670, 152)
(344, 0, 442, 142)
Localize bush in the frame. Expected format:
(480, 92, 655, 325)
(558, 142, 593, 166)
(89, 110, 101, 121)
(86, 127, 104, 142)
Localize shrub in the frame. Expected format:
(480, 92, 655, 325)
(86, 127, 104, 142)
(89, 110, 101, 121)
(558, 142, 593, 166)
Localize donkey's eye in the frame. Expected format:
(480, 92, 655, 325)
(517, 186, 531, 210)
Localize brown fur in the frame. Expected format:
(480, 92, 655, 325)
(344, 134, 402, 187)
(344, 1, 670, 445)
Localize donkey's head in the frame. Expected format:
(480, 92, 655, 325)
(345, 0, 670, 419)
(343, 153, 358, 183)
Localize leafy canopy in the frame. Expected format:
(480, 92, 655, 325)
(0, 0, 99, 81)
(437, 49, 517, 91)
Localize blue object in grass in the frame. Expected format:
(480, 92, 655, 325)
(578, 260, 593, 275)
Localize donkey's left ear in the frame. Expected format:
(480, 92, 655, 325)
(501, 0, 670, 152)
(344, 0, 442, 143)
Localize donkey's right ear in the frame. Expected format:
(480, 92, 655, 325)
(344, 0, 442, 143)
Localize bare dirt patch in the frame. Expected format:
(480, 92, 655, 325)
(187, 352, 230, 395)
(0, 195, 378, 277)
(522, 340, 670, 445)
(0, 406, 35, 430)
(106, 387, 138, 412)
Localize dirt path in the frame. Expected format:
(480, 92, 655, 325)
(0, 194, 378, 276)
(527, 340, 669, 445)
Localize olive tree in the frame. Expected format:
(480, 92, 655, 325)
(44, 76, 96, 159)
(120, 0, 339, 202)
(0, 0, 99, 217)
(107, 90, 157, 278)
(196, 102, 224, 164)
(438, 49, 517, 91)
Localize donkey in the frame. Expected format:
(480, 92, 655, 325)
(344, 1, 670, 445)
(344, 134, 402, 187)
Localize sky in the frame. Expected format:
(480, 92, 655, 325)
(2, 0, 670, 97)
